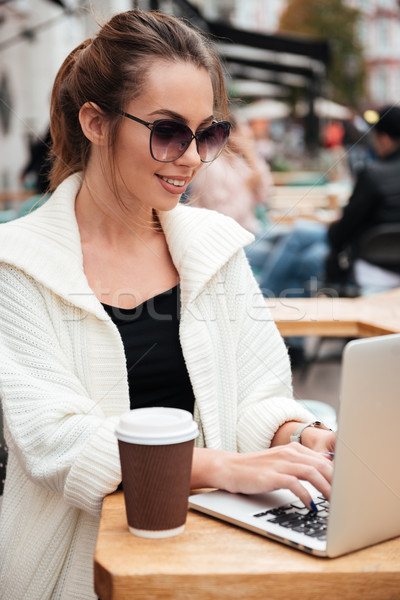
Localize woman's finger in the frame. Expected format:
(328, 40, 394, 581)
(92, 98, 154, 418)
(291, 462, 332, 501)
(275, 443, 334, 484)
(273, 474, 316, 511)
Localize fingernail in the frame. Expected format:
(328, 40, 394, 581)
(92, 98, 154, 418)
(310, 501, 318, 513)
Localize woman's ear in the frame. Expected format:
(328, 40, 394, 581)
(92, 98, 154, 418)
(78, 102, 108, 146)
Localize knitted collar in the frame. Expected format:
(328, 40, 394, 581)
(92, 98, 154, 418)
(0, 172, 253, 318)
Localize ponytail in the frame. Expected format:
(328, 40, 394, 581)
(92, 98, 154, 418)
(49, 39, 93, 190)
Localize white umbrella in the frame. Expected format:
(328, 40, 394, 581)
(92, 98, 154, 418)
(296, 97, 352, 120)
(238, 99, 291, 121)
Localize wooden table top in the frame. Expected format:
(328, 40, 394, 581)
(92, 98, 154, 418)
(94, 492, 400, 600)
(265, 287, 400, 338)
(268, 206, 340, 225)
(266, 179, 351, 225)
(0, 189, 33, 208)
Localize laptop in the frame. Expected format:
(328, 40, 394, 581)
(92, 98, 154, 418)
(189, 333, 400, 557)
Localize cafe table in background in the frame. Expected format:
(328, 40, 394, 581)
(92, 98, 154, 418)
(264, 287, 400, 338)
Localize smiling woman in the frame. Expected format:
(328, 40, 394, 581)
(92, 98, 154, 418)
(0, 9, 335, 600)
(77, 60, 219, 215)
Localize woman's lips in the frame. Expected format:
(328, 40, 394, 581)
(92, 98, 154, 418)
(156, 174, 189, 194)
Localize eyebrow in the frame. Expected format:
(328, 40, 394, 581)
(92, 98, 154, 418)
(148, 109, 214, 127)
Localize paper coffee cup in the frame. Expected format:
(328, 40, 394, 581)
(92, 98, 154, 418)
(115, 407, 198, 538)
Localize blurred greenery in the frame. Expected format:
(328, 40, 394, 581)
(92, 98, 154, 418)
(279, 0, 366, 108)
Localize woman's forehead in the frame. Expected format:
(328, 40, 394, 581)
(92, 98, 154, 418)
(127, 60, 214, 122)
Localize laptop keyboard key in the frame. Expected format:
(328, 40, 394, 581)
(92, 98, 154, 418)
(253, 502, 329, 541)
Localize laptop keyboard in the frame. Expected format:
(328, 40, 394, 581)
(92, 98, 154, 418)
(253, 496, 329, 541)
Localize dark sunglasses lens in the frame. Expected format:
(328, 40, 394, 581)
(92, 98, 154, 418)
(197, 122, 231, 162)
(151, 121, 192, 162)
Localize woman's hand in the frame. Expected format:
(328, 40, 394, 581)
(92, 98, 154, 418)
(191, 443, 333, 511)
(301, 428, 336, 455)
(271, 420, 336, 456)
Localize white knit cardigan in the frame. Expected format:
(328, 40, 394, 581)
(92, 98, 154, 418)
(0, 173, 312, 600)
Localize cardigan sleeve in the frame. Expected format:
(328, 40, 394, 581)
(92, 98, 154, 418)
(0, 264, 122, 515)
(229, 251, 314, 451)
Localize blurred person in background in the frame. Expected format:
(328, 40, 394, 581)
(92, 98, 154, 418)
(189, 115, 289, 281)
(248, 117, 275, 162)
(20, 127, 52, 194)
(342, 111, 372, 177)
(320, 119, 350, 182)
(189, 114, 272, 232)
(321, 120, 344, 150)
(255, 105, 400, 300)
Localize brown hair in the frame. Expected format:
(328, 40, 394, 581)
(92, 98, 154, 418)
(49, 10, 228, 190)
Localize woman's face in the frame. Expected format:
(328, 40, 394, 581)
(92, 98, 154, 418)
(111, 60, 215, 212)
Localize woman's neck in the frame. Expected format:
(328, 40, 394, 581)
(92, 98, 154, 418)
(75, 175, 159, 250)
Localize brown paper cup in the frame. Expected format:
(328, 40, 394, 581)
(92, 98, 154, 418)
(115, 408, 198, 538)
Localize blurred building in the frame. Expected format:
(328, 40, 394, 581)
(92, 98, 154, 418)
(3, 0, 398, 194)
(190, 0, 286, 31)
(348, 0, 400, 106)
(0, 0, 130, 192)
(192, 0, 400, 107)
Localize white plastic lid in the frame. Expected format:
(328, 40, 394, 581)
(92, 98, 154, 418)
(115, 407, 199, 445)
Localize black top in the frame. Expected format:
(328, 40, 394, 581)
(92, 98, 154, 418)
(102, 285, 195, 414)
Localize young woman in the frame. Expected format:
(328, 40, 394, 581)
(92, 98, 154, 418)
(0, 10, 334, 600)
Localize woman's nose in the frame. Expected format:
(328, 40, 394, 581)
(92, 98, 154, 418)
(174, 138, 202, 168)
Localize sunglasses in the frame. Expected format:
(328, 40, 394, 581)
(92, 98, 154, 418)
(99, 103, 231, 163)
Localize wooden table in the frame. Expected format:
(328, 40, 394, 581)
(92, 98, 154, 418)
(268, 207, 340, 225)
(0, 189, 32, 209)
(271, 171, 326, 186)
(265, 288, 400, 338)
(94, 492, 400, 600)
(267, 181, 351, 225)
(268, 188, 339, 225)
